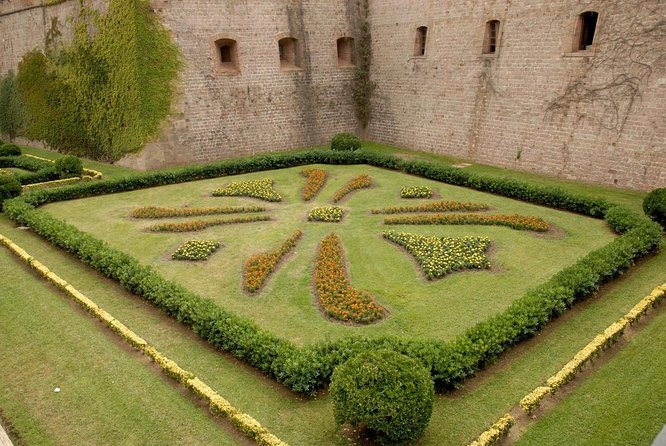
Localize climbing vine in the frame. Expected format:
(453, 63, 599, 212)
(0, 71, 23, 140)
(351, 0, 375, 129)
(546, 1, 666, 132)
(15, 0, 180, 161)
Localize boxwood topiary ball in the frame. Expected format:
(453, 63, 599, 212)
(54, 155, 83, 179)
(0, 174, 22, 204)
(0, 143, 21, 157)
(331, 132, 362, 151)
(330, 349, 434, 445)
(643, 187, 666, 230)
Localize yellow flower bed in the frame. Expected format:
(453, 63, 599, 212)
(467, 414, 514, 446)
(212, 178, 282, 202)
(0, 232, 289, 446)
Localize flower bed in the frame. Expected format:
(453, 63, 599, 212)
(244, 230, 303, 293)
(308, 206, 344, 222)
(172, 240, 221, 261)
(131, 205, 265, 219)
(384, 213, 549, 232)
(383, 230, 491, 279)
(371, 200, 491, 214)
(400, 186, 432, 198)
(314, 233, 385, 323)
(331, 174, 372, 203)
(148, 215, 271, 232)
(301, 168, 327, 201)
(212, 178, 282, 202)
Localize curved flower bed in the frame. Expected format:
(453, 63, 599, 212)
(331, 174, 372, 203)
(148, 215, 271, 232)
(308, 206, 344, 222)
(372, 200, 490, 214)
(384, 213, 549, 232)
(131, 205, 265, 218)
(383, 230, 491, 279)
(213, 178, 282, 202)
(314, 233, 385, 323)
(400, 186, 432, 198)
(172, 240, 221, 261)
(244, 230, 302, 293)
(301, 168, 327, 201)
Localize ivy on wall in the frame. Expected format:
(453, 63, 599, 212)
(352, 0, 375, 130)
(13, 0, 180, 161)
(0, 71, 24, 139)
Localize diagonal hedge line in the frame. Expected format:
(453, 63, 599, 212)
(3, 150, 662, 394)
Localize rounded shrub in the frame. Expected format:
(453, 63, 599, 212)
(0, 175, 22, 204)
(643, 187, 666, 230)
(0, 143, 21, 157)
(330, 349, 434, 445)
(331, 132, 362, 151)
(54, 155, 83, 179)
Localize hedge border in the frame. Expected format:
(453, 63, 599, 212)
(3, 149, 662, 395)
(0, 233, 288, 446)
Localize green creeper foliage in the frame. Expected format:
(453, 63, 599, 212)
(54, 155, 83, 178)
(643, 188, 666, 230)
(330, 350, 434, 445)
(16, 0, 180, 161)
(0, 71, 24, 139)
(331, 132, 361, 151)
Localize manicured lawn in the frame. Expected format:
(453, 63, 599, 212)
(1, 143, 663, 446)
(514, 289, 666, 446)
(42, 164, 614, 344)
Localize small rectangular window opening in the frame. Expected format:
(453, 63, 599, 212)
(483, 20, 499, 54)
(279, 37, 298, 68)
(579, 11, 598, 50)
(214, 38, 239, 73)
(337, 37, 355, 66)
(220, 45, 232, 63)
(415, 26, 428, 56)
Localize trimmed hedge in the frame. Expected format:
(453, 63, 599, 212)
(0, 175, 22, 202)
(331, 133, 361, 151)
(3, 149, 661, 394)
(54, 155, 83, 179)
(0, 155, 59, 185)
(0, 144, 21, 157)
(643, 187, 666, 230)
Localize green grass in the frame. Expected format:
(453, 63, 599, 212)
(1, 144, 663, 445)
(18, 145, 137, 179)
(514, 291, 666, 446)
(42, 164, 614, 345)
(0, 229, 246, 445)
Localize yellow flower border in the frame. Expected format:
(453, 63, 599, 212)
(468, 282, 666, 445)
(0, 233, 288, 446)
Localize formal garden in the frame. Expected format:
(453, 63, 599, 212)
(0, 139, 665, 446)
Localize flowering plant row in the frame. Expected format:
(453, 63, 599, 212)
(213, 178, 282, 202)
(331, 174, 372, 203)
(371, 200, 491, 214)
(0, 234, 288, 446)
(148, 215, 270, 232)
(244, 230, 303, 293)
(384, 213, 549, 232)
(300, 168, 327, 201)
(400, 186, 432, 198)
(519, 283, 666, 414)
(172, 240, 221, 261)
(467, 414, 514, 446)
(383, 230, 491, 279)
(308, 206, 344, 222)
(314, 233, 385, 323)
(131, 205, 265, 219)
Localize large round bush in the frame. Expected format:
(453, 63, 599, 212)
(0, 174, 22, 204)
(330, 349, 434, 445)
(0, 143, 21, 157)
(331, 132, 362, 151)
(54, 155, 83, 178)
(643, 187, 666, 230)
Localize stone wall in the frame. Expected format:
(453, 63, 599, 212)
(367, 0, 666, 190)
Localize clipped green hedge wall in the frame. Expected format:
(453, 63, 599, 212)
(4, 150, 661, 394)
(0, 155, 59, 185)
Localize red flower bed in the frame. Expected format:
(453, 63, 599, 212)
(331, 174, 372, 203)
(244, 230, 302, 293)
(314, 233, 385, 323)
(301, 169, 327, 201)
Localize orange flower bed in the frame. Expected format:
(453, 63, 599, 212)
(331, 174, 372, 203)
(384, 213, 549, 232)
(371, 200, 490, 214)
(243, 230, 302, 293)
(314, 233, 385, 323)
(148, 215, 271, 232)
(131, 205, 265, 219)
(301, 169, 327, 201)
